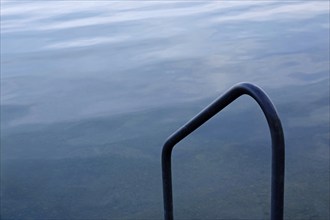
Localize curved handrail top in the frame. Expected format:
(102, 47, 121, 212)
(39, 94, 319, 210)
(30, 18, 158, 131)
(162, 82, 284, 153)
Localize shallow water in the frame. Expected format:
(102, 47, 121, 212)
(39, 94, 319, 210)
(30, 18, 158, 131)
(1, 1, 329, 219)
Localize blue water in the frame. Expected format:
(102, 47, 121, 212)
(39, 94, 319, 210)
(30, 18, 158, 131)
(1, 1, 329, 219)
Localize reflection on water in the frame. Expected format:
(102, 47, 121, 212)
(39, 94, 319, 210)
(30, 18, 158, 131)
(1, 1, 329, 219)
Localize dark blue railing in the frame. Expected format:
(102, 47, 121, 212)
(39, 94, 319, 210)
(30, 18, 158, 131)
(161, 82, 285, 220)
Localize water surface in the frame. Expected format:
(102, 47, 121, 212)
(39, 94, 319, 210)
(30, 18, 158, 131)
(1, 1, 329, 219)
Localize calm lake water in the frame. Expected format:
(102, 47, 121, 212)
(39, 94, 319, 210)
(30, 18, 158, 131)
(1, 1, 329, 219)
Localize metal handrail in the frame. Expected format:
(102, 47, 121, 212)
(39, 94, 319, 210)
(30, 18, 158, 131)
(161, 82, 285, 220)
